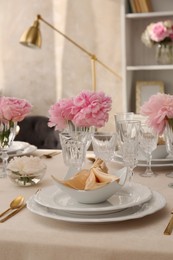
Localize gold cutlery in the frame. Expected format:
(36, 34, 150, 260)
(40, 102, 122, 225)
(164, 210, 173, 235)
(0, 195, 24, 218)
(87, 157, 96, 163)
(0, 203, 26, 223)
(40, 151, 61, 159)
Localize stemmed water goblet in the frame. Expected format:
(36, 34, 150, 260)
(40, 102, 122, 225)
(164, 123, 173, 187)
(114, 112, 134, 132)
(139, 124, 158, 177)
(59, 132, 87, 180)
(91, 132, 117, 162)
(0, 121, 18, 178)
(116, 120, 141, 186)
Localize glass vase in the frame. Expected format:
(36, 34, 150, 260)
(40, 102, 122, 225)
(0, 121, 17, 178)
(155, 43, 173, 65)
(67, 120, 94, 151)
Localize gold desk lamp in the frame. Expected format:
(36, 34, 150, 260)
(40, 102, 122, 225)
(20, 14, 121, 91)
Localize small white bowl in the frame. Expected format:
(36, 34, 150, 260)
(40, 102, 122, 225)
(152, 144, 168, 159)
(53, 168, 127, 204)
(8, 165, 47, 187)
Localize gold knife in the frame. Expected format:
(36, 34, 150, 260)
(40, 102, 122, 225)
(164, 211, 173, 235)
(0, 203, 26, 223)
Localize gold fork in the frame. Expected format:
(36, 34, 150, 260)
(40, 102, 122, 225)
(164, 210, 173, 235)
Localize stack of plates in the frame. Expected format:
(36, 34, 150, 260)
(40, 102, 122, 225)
(4, 141, 37, 157)
(27, 182, 166, 223)
(113, 152, 173, 168)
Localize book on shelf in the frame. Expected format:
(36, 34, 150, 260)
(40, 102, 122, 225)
(134, 0, 142, 13)
(139, 0, 153, 12)
(129, 0, 152, 13)
(129, 0, 138, 13)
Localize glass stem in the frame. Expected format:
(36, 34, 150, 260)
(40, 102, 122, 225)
(147, 153, 152, 172)
(0, 151, 9, 178)
(126, 166, 133, 186)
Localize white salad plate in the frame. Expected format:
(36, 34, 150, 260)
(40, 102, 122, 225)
(2, 141, 30, 155)
(27, 191, 166, 223)
(34, 183, 152, 215)
(8, 144, 37, 157)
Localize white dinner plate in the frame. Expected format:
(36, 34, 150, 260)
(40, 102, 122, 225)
(27, 191, 166, 223)
(2, 141, 30, 155)
(113, 153, 173, 167)
(34, 183, 152, 215)
(8, 144, 37, 157)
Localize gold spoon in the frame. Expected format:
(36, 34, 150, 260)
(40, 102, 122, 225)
(0, 195, 24, 218)
(40, 151, 61, 159)
(87, 157, 96, 163)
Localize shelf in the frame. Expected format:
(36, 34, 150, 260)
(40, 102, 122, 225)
(127, 65, 173, 71)
(122, 0, 173, 112)
(126, 11, 173, 19)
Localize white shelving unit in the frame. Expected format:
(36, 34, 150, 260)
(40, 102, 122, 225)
(121, 0, 173, 112)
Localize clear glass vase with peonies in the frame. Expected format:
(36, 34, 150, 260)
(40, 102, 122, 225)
(0, 96, 32, 178)
(140, 93, 173, 183)
(48, 90, 112, 178)
(141, 20, 173, 64)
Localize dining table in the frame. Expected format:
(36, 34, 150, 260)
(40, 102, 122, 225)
(0, 148, 173, 260)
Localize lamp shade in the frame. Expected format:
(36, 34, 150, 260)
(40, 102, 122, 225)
(20, 20, 42, 48)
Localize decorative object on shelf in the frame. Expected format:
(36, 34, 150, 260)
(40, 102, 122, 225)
(141, 20, 173, 64)
(135, 81, 164, 113)
(0, 97, 32, 178)
(7, 156, 46, 186)
(155, 43, 173, 65)
(19, 14, 121, 92)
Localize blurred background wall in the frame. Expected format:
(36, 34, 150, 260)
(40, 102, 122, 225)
(0, 0, 122, 131)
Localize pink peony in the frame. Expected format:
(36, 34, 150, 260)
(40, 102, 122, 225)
(48, 91, 112, 130)
(140, 93, 173, 134)
(72, 91, 112, 127)
(48, 98, 76, 131)
(150, 22, 169, 42)
(141, 20, 173, 48)
(0, 97, 32, 122)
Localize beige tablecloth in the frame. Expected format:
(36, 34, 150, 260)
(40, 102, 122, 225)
(0, 150, 173, 260)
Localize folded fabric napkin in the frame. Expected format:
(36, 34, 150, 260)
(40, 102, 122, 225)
(52, 158, 119, 190)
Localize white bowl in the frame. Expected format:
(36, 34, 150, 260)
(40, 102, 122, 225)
(152, 144, 168, 159)
(52, 168, 127, 204)
(8, 165, 47, 187)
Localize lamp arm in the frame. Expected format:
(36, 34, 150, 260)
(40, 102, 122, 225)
(37, 15, 121, 81)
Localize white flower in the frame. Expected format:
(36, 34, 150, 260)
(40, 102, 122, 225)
(7, 156, 46, 176)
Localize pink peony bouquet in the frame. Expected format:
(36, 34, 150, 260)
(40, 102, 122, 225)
(141, 20, 173, 48)
(140, 93, 173, 135)
(48, 90, 112, 131)
(0, 96, 32, 123)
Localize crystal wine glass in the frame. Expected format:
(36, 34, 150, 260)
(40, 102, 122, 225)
(0, 121, 18, 178)
(139, 124, 158, 177)
(164, 122, 173, 187)
(116, 120, 141, 186)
